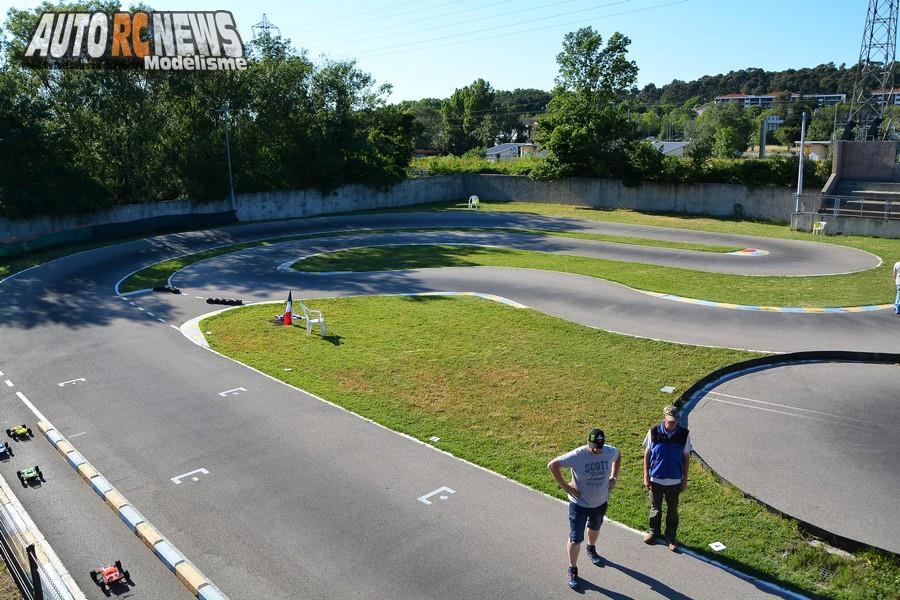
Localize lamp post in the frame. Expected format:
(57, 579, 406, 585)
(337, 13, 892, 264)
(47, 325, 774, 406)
(795, 111, 807, 213)
(217, 103, 236, 212)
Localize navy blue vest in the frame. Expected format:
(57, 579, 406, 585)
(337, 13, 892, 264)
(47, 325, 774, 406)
(649, 423, 689, 480)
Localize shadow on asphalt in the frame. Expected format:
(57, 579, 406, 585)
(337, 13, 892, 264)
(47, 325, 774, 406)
(603, 560, 693, 600)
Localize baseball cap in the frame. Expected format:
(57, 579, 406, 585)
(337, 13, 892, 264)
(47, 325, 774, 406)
(663, 405, 679, 421)
(587, 428, 605, 449)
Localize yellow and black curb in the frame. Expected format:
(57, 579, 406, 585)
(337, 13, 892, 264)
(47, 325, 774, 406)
(36, 420, 228, 600)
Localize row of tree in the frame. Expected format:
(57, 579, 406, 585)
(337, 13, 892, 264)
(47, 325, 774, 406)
(0, 3, 416, 219)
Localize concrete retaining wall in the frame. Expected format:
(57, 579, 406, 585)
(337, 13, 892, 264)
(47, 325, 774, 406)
(233, 176, 463, 222)
(1, 174, 803, 257)
(461, 174, 795, 222)
(0, 176, 463, 257)
(791, 212, 900, 237)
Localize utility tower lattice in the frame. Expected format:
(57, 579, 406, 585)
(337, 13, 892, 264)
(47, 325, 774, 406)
(848, 0, 899, 139)
(251, 14, 281, 39)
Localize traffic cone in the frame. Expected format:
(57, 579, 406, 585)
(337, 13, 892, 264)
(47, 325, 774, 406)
(283, 291, 293, 326)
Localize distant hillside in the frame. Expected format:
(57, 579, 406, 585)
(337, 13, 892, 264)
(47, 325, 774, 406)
(638, 62, 900, 107)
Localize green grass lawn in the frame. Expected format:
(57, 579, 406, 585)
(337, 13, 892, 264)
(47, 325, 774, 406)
(293, 243, 893, 308)
(117, 227, 739, 294)
(203, 297, 899, 599)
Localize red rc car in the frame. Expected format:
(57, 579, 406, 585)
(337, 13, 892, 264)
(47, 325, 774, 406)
(90, 560, 130, 591)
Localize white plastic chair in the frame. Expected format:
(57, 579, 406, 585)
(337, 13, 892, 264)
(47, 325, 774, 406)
(467, 195, 480, 209)
(297, 302, 326, 337)
(812, 221, 827, 235)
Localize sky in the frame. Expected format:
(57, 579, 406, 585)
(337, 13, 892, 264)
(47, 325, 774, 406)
(0, 0, 872, 101)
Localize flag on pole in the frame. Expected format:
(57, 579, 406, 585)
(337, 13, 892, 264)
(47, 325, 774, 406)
(283, 291, 293, 326)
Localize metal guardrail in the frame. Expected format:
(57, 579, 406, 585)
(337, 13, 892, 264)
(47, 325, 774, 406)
(797, 194, 900, 220)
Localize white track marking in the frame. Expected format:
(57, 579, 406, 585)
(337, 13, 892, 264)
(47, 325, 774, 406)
(218, 387, 246, 397)
(15, 392, 49, 423)
(157, 318, 166, 323)
(417, 486, 456, 506)
(69, 432, 87, 439)
(170, 468, 210, 484)
(708, 390, 881, 426)
(57, 378, 86, 387)
(146, 312, 155, 317)
(3, 380, 12, 388)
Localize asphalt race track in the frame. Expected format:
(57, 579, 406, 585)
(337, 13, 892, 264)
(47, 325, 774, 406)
(0, 210, 895, 598)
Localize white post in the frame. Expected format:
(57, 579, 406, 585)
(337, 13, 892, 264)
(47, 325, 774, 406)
(795, 111, 807, 212)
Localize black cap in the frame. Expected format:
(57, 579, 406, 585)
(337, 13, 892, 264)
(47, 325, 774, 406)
(587, 428, 605, 449)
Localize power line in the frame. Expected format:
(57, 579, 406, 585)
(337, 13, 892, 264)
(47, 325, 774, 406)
(342, 0, 633, 57)
(306, 0, 575, 48)
(352, 0, 689, 60)
(284, 0, 422, 31)
(281, 0, 467, 37)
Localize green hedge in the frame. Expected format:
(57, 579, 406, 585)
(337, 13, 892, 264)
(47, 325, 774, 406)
(411, 154, 830, 190)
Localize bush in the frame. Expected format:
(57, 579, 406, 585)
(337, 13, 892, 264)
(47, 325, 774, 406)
(411, 153, 830, 190)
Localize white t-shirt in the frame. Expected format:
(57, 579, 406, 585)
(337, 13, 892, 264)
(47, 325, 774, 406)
(557, 445, 619, 508)
(642, 427, 692, 485)
(894, 261, 900, 285)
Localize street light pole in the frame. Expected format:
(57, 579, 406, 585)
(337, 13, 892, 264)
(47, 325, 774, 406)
(795, 111, 807, 213)
(219, 104, 236, 212)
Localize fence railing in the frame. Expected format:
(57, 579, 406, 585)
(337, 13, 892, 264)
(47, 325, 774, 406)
(797, 194, 900, 220)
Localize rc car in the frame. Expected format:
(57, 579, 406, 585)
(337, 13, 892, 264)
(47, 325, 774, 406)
(90, 560, 130, 591)
(6, 424, 33, 440)
(16, 466, 43, 487)
(0, 441, 13, 459)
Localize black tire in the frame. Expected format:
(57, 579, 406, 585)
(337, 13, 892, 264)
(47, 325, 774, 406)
(36, 468, 43, 481)
(7, 448, 12, 457)
(122, 570, 130, 582)
(114, 560, 122, 571)
(26, 428, 32, 437)
(5, 429, 10, 437)
(18, 474, 25, 487)
(90, 570, 99, 583)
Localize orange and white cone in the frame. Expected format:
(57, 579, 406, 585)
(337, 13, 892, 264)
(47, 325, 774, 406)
(283, 291, 293, 326)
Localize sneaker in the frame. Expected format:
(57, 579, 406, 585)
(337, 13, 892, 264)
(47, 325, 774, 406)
(667, 541, 679, 552)
(586, 544, 603, 566)
(567, 566, 578, 589)
(642, 532, 657, 544)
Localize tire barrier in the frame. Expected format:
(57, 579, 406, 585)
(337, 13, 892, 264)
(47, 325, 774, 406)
(152, 286, 181, 294)
(205, 298, 243, 306)
(677, 350, 900, 552)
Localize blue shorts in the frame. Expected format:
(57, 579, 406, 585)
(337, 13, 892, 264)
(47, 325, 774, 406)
(568, 501, 608, 544)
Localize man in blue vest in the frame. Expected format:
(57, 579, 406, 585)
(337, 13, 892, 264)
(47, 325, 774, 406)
(642, 405, 691, 551)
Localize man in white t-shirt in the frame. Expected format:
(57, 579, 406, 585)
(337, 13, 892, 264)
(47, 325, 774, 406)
(893, 261, 900, 315)
(548, 428, 621, 590)
(642, 405, 691, 551)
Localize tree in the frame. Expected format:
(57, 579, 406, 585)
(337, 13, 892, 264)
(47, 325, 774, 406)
(689, 102, 752, 162)
(534, 28, 641, 180)
(713, 126, 746, 158)
(438, 78, 495, 155)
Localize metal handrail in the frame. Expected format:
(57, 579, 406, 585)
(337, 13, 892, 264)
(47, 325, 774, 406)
(796, 193, 900, 220)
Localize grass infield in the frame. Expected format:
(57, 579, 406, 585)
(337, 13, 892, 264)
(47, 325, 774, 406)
(203, 297, 898, 599)
(292, 243, 891, 308)
(116, 227, 740, 294)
